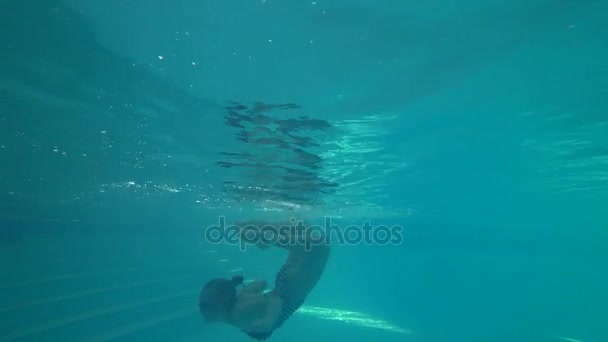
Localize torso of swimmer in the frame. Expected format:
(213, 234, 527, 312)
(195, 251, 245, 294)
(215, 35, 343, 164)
(228, 220, 331, 338)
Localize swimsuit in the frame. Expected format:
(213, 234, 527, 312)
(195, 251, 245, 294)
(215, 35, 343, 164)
(271, 263, 306, 328)
(246, 264, 304, 341)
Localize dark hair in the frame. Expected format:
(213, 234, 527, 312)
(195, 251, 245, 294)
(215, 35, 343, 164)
(199, 276, 244, 321)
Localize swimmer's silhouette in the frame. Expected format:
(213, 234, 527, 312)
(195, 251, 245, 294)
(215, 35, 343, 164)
(199, 220, 330, 340)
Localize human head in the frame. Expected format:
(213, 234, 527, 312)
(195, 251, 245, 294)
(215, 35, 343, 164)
(199, 275, 244, 323)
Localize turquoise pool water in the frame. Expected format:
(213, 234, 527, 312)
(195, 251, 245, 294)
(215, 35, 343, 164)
(1, 1, 607, 341)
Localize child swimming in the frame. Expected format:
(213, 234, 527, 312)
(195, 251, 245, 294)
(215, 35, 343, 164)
(199, 219, 330, 340)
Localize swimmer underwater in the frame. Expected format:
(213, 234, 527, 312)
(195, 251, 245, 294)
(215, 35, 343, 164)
(198, 220, 331, 340)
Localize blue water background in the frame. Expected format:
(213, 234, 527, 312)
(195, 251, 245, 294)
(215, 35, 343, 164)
(1, 1, 607, 341)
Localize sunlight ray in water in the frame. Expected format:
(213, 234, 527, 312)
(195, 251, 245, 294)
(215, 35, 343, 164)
(0, 301, 411, 342)
(85, 309, 196, 342)
(0, 291, 195, 342)
(0, 275, 196, 314)
(552, 337, 585, 342)
(0, 263, 188, 289)
(86, 304, 412, 342)
(298, 305, 412, 334)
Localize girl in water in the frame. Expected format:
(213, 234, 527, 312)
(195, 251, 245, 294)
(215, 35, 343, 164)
(199, 220, 330, 341)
